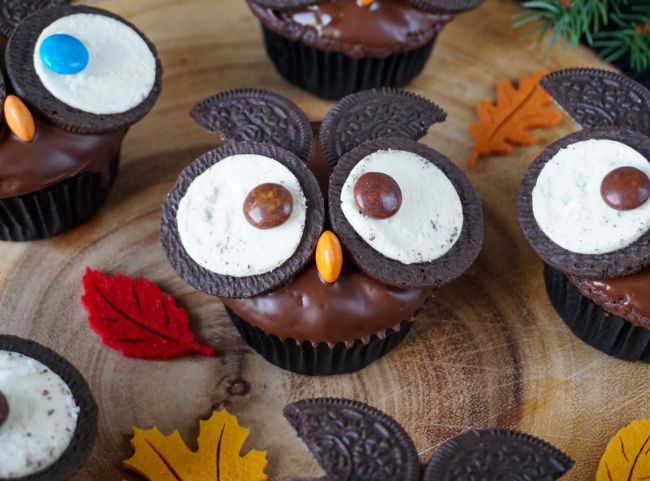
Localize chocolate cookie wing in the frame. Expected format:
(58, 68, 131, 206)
(0, 0, 69, 37)
(541, 69, 650, 135)
(518, 127, 650, 278)
(328, 137, 483, 289)
(320, 89, 447, 169)
(410, 0, 484, 13)
(423, 429, 573, 481)
(249, 0, 324, 9)
(5, 5, 163, 134)
(161, 141, 324, 298)
(191, 89, 313, 161)
(284, 398, 420, 481)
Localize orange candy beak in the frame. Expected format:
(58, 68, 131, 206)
(316, 230, 343, 284)
(356, 0, 374, 6)
(4, 95, 36, 142)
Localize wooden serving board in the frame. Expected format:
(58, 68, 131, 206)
(1, 0, 649, 479)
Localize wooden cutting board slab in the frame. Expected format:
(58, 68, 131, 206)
(1, 0, 648, 479)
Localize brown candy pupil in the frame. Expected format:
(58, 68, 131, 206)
(354, 172, 402, 219)
(243, 182, 294, 229)
(0, 391, 8, 428)
(600, 166, 650, 211)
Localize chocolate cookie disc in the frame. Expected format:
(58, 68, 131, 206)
(284, 398, 421, 481)
(328, 137, 483, 289)
(518, 128, 650, 279)
(0, 0, 69, 37)
(410, 0, 484, 13)
(320, 89, 447, 168)
(0, 335, 97, 481)
(423, 429, 574, 481)
(161, 141, 324, 298)
(251, 0, 323, 8)
(5, 5, 163, 134)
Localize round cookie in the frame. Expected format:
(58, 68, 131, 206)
(328, 136, 483, 289)
(518, 127, 650, 279)
(5, 5, 163, 134)
(0, 335, 97, 481)
(161, 141, 325, 298)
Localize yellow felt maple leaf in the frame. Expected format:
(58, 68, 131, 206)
(123, 409, 268, 481)
(467, 70, 561, 169)
(597, 419, 650, 481)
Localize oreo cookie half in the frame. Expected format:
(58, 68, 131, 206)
(328, 137, 483, 289)
(423, 429, 574, 481)
(541, 68, 650, 136)
(6, 5, 163, 134)
(284, 398, 421, 481)
(409, 0, 484, 13)
(190, 89, 313, 161)
(161, 141, 324, 298)
(518, 127, 650, 279)
(250, 0, 324, 9)
(0, 335, 98, 481)
(319, 88, 447, 169)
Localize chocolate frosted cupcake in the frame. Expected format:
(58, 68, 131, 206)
(518, 69, 650, 362)
(284, 397, 574, 481)
(162, 88, 483, 376)
(0, 2, 162, 241)
(0, 335, 97, 480)
(247, 0, 484, 99)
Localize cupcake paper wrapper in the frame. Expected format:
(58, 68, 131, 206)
(225, 306, 413, 376)
(544, 264, 650, 362)
(0, 154, 119, 241)
(261, 26, 436, 100)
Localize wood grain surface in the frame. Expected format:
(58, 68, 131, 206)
(1, 0, 649, 479)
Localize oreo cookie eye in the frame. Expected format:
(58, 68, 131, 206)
(176, 154, 308, 278)
(6, 5, 162, 133)
(341, 149, 463, 264)
(532, 138, 650, 255)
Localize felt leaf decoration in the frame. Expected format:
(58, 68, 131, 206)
(467, 70, 561, 169)
(597, 419, 650, 481)
(123, 409, 269, 481)
(81, 267, 216, 360)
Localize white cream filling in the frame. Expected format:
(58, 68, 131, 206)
(177, 154, 307, 277)
(340, 149, 464, 264)
(0, 351, 79, 479)
(532, 139, 650, 254)
(34, 13, 156, 115)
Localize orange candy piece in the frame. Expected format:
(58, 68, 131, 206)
(316, 230, 343, 284)
(357, 0, 374, 6)
(4, 95, 36, 142)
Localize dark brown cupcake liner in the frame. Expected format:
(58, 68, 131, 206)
(0, 154, 119, 241)
(261, 25, 436, 100)
(0, 335, 98, 481)
(544, 264, 650, 362)
(225, 306, 413, 376)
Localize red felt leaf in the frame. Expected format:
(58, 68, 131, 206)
(81, 268, 216, 360)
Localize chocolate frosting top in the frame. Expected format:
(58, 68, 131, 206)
(570, 268, 650, 329)
(249, 0, 452, 58)
(0, 120, 125, 198)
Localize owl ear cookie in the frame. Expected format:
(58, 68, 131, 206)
(541, 68, 650, 135)
(285, 398, 574, 481)
(319, 88, 447, 169)
(5, 4, 163, 134)
(250, 0, 324, 9)
(0, 0, 69, 37)
(191, 89, 313, 161)
(328, 136, 483, 289)
(409, 0, 485, 13)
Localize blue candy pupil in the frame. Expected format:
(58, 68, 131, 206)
(39, 34, 89, 75)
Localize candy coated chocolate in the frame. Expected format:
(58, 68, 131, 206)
(353, 172, 402, 219)
(0, 391, 8, 428)
(243, 183, 294, 229)
(39, 34, 89, 75)
(601, 166, 650, 211)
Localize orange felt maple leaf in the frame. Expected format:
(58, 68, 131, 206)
(123, 409, 268, 481)
(596, 419, 650, 481)
(467, 70, 561, 169)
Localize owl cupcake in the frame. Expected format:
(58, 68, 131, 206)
(247, 0, 484, 99)
(162, 88, 483, 376)
(0, 2, 162, 241)
(0, 335, 97, 480)
(518, 68, 650, 362)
